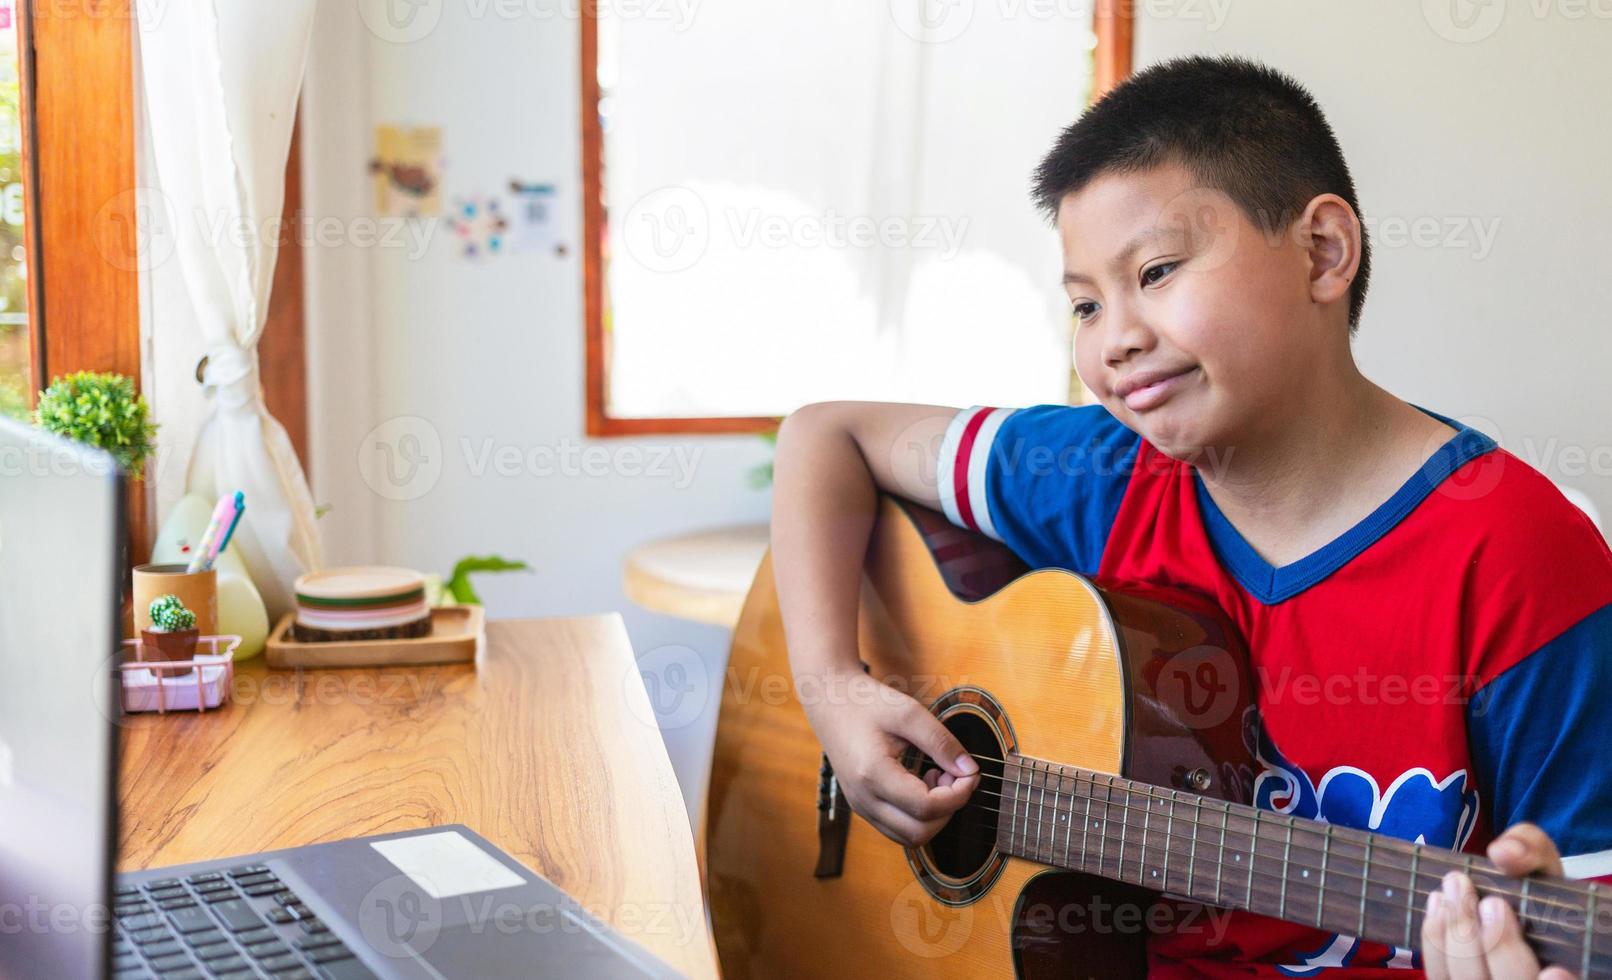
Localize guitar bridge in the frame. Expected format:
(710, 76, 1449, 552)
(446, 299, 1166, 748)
(813, 751, 852, 878)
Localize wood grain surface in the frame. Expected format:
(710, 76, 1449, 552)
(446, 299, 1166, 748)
(118, 614, 718, 979)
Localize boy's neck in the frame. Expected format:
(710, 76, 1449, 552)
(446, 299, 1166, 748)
(1193, 368, 1458, 569)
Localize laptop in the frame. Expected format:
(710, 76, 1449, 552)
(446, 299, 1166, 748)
(0, 416, 682, 979)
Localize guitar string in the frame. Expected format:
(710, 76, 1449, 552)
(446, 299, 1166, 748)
(958, 752, 1599, 897)
(878, 759, 1603, 921)
(880, 783, 1610, 965)
(940, 784, 1596, 928)
(899, 815, 1611, 968)
(962, 764, 1600, 917)
(958, 781, 1596, 922)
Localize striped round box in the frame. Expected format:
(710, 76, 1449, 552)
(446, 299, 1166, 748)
(291, 566, 434, 643)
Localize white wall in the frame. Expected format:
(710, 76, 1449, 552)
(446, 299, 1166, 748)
(301, 2, 773, 826)
(1137, 0, 1612, 521)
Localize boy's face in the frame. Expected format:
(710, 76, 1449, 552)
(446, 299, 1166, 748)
(1059, 161, 1334, 461)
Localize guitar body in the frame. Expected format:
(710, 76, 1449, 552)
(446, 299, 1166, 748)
(707, 497, 1258, 979)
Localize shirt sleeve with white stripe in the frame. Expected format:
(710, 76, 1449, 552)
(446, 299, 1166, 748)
(935, 404, 1143, 576)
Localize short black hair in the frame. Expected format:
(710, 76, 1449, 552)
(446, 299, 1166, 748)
(1032, 55, 1371, 335)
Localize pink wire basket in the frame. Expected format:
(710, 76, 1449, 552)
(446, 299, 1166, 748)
(116, 635, 241, 714)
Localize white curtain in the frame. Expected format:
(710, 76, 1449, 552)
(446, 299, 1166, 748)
(137, 1, 322, 620)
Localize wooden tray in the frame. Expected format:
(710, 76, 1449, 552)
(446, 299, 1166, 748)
(266, 605, 483, 668)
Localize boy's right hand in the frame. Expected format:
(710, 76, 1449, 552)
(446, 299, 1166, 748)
(802, 669, 981, 848)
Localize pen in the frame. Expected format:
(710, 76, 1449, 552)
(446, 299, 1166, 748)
(205, 493, 246, 571)
(186, 493, 236, 574)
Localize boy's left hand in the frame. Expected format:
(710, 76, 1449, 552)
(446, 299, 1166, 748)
(1422, 822, 1577, 979)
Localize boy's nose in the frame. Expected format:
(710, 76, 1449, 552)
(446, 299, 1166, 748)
(1101, 310, 1156, 367)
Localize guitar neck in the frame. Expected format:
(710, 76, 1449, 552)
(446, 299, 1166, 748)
(995, 754, 1609, 974)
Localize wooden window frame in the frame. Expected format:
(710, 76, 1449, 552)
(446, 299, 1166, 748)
(579, 3, 1133, 437)
(19, 0, 148, 554)
(16, 0, 306, 563)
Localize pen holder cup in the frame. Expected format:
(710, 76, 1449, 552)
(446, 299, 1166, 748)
(131, 564, 219, 657)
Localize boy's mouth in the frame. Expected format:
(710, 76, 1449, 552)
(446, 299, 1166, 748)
(1115, 365, 1199, 412)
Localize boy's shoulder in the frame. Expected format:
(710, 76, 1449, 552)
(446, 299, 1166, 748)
(1425, 442, 1608, 569)
(1422, 443, 1612, 677)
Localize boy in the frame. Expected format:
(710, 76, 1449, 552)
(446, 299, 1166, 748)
(770, 55, 1612, 978)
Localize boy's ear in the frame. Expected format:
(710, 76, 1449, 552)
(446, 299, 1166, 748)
(1298, 193, 1362, 311)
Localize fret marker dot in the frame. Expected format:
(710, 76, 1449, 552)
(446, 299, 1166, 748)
(1235, 854, 1241, 862)
(1152, 870, 1158, 877)
(1302, 870, 1310, 878)
(1386, 889, 1395, 898)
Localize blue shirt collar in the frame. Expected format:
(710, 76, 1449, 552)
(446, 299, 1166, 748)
(1191, 405, 1498, 604)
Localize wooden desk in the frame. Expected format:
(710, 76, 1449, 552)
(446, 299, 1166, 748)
(118, 614, 718, 979)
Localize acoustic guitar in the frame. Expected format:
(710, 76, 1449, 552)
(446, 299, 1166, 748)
(705, 495, 1611, 978)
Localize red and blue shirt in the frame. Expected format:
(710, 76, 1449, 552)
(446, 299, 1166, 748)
(936, 402, 1612, 976)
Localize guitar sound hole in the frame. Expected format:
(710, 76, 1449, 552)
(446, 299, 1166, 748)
(924, 711, 1005, 881)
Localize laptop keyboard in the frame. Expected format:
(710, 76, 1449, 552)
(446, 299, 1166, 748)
(111, 863, 379, 980)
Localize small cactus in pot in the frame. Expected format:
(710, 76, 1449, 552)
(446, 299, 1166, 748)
(141, 594, 200, 663)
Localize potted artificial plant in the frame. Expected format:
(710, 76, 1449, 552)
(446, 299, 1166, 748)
(34, 371, 158, 477)
(141, 594, 199, 663)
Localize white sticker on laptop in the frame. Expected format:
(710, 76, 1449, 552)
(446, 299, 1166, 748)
(370, 830, 526, 899)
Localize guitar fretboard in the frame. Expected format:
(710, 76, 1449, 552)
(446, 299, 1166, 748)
(995, 755, 1611, 975)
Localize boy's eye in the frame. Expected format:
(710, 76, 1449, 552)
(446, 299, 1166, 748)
(1141, 260, 1179, 287)
(1072, 301, 1099, 322)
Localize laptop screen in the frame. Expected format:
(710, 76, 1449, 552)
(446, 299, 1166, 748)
(0, 416, 124, 979)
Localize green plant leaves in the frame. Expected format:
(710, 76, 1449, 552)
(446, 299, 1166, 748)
(445, 554, 531, 605)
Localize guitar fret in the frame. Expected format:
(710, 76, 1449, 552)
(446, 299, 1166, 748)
(1221, 801, 1242, 907)
(1055, 768, 1068, 870)
(1051, 766, 1062, 864)
(1520, 876, 1532, 931)
(1018, 757, 1030, 857)
(1318, 824, 1333, 927)
(1038, 760, 1051, 863)
(1081, 776, 1092, 869)
(1098, 776, 1109, 877)
(1036, 761, 1049, 863)
(1280, 817, 1294, 921)
(1359, 836, 1373, 938)
(1005, 756, 1016, 852)
(1584, 883, 1598, 979)
(1404, 847, 1420, 948)
(1246, 807, 1257, 907)
(1215, 802, 1227, 905)
(1167, 793, 1179, 889)
(1057, 770, 1070, 870)
(1049, 764, 1061, 865)
(1141, 787, 1153, 887)
(1188, 797, 1201, 897)
(1119, 779, 1131, 883)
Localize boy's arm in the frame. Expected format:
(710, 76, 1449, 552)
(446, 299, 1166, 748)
(771, 401, 980, 846)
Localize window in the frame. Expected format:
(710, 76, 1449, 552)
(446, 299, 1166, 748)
(583, 2, 1132, 436)
(0, 0, 30, 420)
